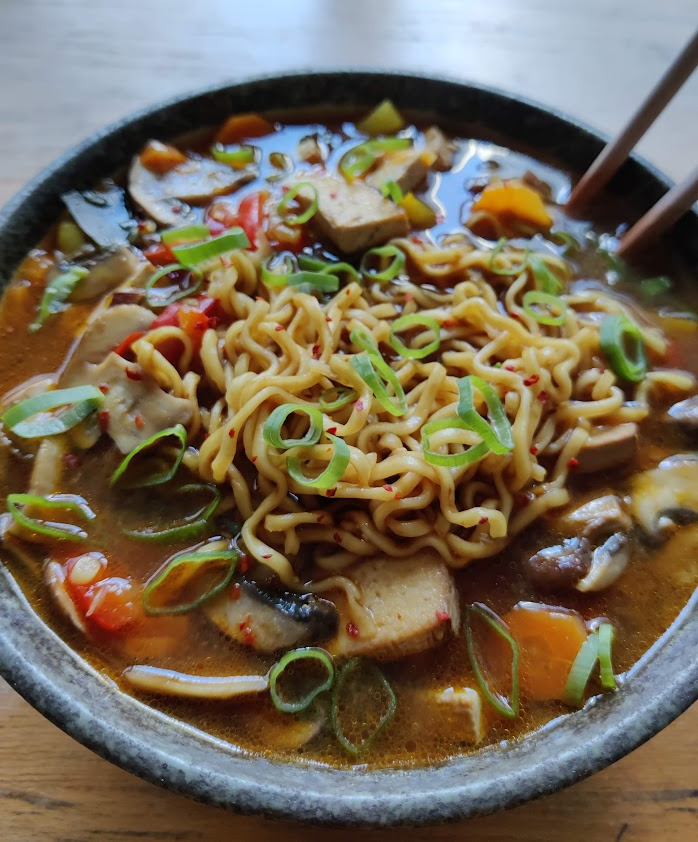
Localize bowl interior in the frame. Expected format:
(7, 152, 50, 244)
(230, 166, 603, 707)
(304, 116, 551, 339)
(0, 71, 696, 826)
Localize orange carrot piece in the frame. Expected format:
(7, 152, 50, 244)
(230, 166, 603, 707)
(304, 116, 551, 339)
(216, 113, 275, 145)
(472, 180, 553, 228)
(139, 140, 187, 174)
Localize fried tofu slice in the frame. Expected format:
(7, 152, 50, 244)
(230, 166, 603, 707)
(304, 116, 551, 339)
(365, 148, 431, 194)
(328, 553, 460, 660)
(431, 686, 486, 744)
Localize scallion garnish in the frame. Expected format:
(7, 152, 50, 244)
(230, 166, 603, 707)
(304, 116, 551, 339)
(160, 224, 210, 245)
(6, 493, 96, 542)
(286, 271, 340, 293)
(421, 418, 489, 467)
(456, 376, 514, 455)
(145, 263, 203, 308)
(350, 353, 407, 416)
(297, 253, 360, 282)
(528, 254, 565, 295)
(640, 276, 673, 298)
(563, 632, 600, 707)
(551, 230, 579, 254)
(522, 290, 568, 326)
(261, 252, 297, 287)
(110, 424, 187, 488)
(319, 386, 357, 412)
(263, 404, 324, 449)
(287, 433, 350, 490)
(1, 385, 104, 439)
(380, 180, 404, 203)
(210, 143, 256, 168)
(599, 313, 647, 382)
(389, 314, 441, 359)
(331, 657, 397, 755)
(339, 138, 412, 182)
(267, 151, 293, 182)
(269, 647, 335, 714)
(465, 603, 520, 718)
(297, 254, 328, 272)
(142, 548, 238, 615)
(359, 244, 405, 282)
(125, 483, 221, 543)
(278, 182, 318, 227)
(597, 623, 617, 690)
(488, 238, 528, 277)
(171, 229, 250, 267)
(30, 266, 89, 332)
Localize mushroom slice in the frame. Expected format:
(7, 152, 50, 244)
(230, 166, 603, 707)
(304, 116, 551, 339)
(576, 423, 638, 474)
(62, 181, 136, 248)
(45, 560, 87, 633)
(575, 532, 630, 592)
(559, 494, 632, 540)
(129, 152, 253, 227)
(121, 665, 268, 700)
(205, 576, 339, 653)
(70, 246, 146, 302)
(524, 537, 592, 591)
(631, 456, 698, 541)
(667, 395, 698, 433)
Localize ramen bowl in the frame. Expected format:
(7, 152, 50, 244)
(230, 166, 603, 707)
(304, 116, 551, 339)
(0, 71, 696, 826)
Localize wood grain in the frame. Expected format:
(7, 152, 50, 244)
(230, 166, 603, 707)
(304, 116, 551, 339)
(0, 0, 697, 839)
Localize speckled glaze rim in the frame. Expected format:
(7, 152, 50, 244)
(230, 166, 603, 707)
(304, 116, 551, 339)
(0, 71, 696, 828)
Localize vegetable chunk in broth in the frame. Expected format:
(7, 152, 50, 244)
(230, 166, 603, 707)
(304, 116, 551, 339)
(1, 100, 697, 768)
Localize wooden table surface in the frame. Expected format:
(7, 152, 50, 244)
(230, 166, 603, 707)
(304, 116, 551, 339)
(0, 1, 697, 839)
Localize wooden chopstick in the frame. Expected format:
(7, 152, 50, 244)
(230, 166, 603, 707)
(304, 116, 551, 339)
(566, 28, 698, 211)
(617, 166, 698, 257)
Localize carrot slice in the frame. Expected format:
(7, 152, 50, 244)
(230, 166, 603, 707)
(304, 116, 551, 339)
(216, 113, 275, 145)
(139, 140, 187, 174)
(502, 602, 587, 701)
(472, 180, 553, 228)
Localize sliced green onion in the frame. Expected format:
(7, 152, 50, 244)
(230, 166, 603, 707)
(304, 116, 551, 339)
(30, 266, 89, 332)
(528, 254, 565, 295)
(551, 230, 579, 254)
(278, 182, 318, 227)
(267, 151, 293, 182)
(422, 417, 489, 467)
(125, 483, 221, 543)
(488, 238, 528, 277)
(110, 424, 187, 488)
(287, 433, 350, 490)
(599, 314, 647, 382)
(171, 229, 250, 267)
(210, 143, 256, 167)
(331, 657, 397, 755)
(320, 261, 360, 284)
(349, 326, 380, 356)
(563, 632, 600, 707)
(263, 404, 323, 449)
(380, 180, 404, 203)
(360, 244, 405, 282)
(319, 386, 357, 412)
(261, 252, 297, 288)
(389, 314, 441, 359)
(297, 254, 328, 271)
(357, 100, 405, 136)
(269, 647, 335, 714)
(597, 623, 617, 690)
(286, 271, 340, 293)
(7, 493, 95, 542)
(145, 263, 202, 308)
(1, 385, 104, 439)
(350, 353, 407, 416)
(522, 290, 568, 326)
(160, 224, 210, 245)
(142, 548, 238, 615)
(640, 276, 673, 298)
(456, 375, 514, 455)
(339, 138, 412, 181)
(465, 603, 520, 718)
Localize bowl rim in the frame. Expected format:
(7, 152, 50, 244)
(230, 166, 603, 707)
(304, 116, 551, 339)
(0, 69, 696, 827)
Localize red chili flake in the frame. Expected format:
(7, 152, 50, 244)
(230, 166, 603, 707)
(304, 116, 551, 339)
(262, 553, 272, 560)
(530, 445, 539, 455)
(98, 383, 110, 394)
(479, 516, 489, 525)
(404, 292, 414, 302)
(325, 316, 332, 323)
(275, 324, 284, 332)
(203, 432, 209, 440)
(441, 319, 456, 328)
(345, 288, 351, 296)
(330, 192, 337, 200)
(567, 457, 580, 469)
(255, 296, 265, 302)
(326, 487, 337, 497)
(327, 426, 337, 435)
(346, 622, 360, 638)
(231, 582, 242, 601)
(504, 364, 517, 372)
(98, 410, 110, 432)
(316, 514, 325, 523)
(395, 492, 403, 500)
(383, 484, 394, 493)
(134, 414, 145, 430)
(599, 368, 606, 374)
(312, 343, 321, 359)
(251, 455, 258, 463)
(436, 611, 451, 623)
(303, 391, 314, 399)
(537, 390, 549, 403)
(333, 532, 342, 544)
(63, 453, 80, 469)
(171, 202, 183, 214)
(125, 368, 142, 381)
(354, 400, 364, 412)
(239, 554, 249, 573)
(243, 626, 256, 646)
(228, 428, 236, 438)
(410, 235, 423, 244)
(523, 374, 539, 386)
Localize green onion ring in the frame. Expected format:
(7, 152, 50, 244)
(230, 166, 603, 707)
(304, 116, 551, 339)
(297, 254, 360, 284)
(287, 433, 350, 490)
(263, 404, 324, 450)
(563, 632, 600, 707)
(422, 417, 489, 468)
(171, 229, 250, 267)
(339, 138, 412, 182)
(551, 230, 579, 254)
(160, 224, 210, 245)
(287, 271, 340, 293)
(7, 493, 96, 542)
(597, 623, 617, 690)
(522, 290, 568, 326)
(297, 254, 328, 271)
(278, 182, 318, 227)
(360, 245, 405, 282)
(331, 657, 397, 755)
(110, 424, 187, 488)
(350, 353, 407, 417)
(267, 151, 293, 182)
(488, 238, 529, 277)
(465, 603, 520, 718)
(599, 314, 647, 382)
(261, 252, 298, 288)
(145, 263, 203, 308)
(319, 386, 357, 412)
(210, 143, 256, 167)
(457, 375, 514, 455)
(389, 314, 441, 359)
(528, 254, 565, 295)
(30, 266, 90, 332)
(380, 180, 404, 203)
(125, 483, 221, 543)
(269, 647, 335, 714)
(1, 385, 104, 439)
(142, 548, 238, 616)
(349, 327, 380, 356)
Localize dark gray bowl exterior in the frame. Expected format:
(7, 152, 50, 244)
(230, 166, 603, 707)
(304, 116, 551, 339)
(0, 72, 696, 827)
